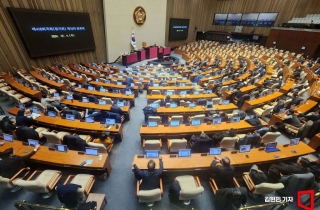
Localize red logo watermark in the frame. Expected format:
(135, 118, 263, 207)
(297, 190, 314, 210)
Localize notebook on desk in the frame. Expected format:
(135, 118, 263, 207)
(265, 142, 280, 153)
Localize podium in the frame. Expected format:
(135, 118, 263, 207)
(146, 46, 158, 59)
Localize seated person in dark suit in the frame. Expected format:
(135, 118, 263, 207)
(61, 109, 83, 119)
(16, 126, 40, 143)
(283, 109, 301, 127)
(212, 128, 236, 146)
(160, 95, 174, 106)
(0, 116, 15, 134)
(110, 102, 123, 116)
(133, 158, 163, 190)
(16, 109, 34, 127)
(190, 131, 212, 153)
(51, 98, 67, 111)
(62, 134, 88, 152)
(299, 110, 320, 122)
(0, 145, 40, 178)
(249, 164, 281, 185)
(87, 95, 99, 103)
(309, 154, 320, 178)
(210, 157, 235, 188)
(270, 157, 311, 175)
(255, 125, 278, 137)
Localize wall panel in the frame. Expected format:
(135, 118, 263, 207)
(166, 0, 320, 46)
(0, 0, 106, 74)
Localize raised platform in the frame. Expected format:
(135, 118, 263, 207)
(147, 56, 179, 67)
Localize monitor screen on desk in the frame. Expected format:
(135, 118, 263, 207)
(209, 147, 222, 155)
(99, 100, 106, 105)
(85, 117, 94, 123)
(19, 104, 25, 109)
(32, 86, 37, 91)
(28, 139, 39, 147)
(48, 111, 56, 117)
(207, 101, 213, 106)
(172, 78, 177, 81)
(24, 83, 29, 88)
(170, 120, 180, 127)
(290, 138, 299, 146)
(55, 144, 67, 152)
(148, 121, 158, 127)
(207, 90, 212, 94)
(85, 147, 98, 156)
(118, 75, 123, 79)
(229, 86, 234, 91)
(250, 95, 255, 101)
(66, 114, 75, 121)
(151, 103, 159, 108)
(54, 93, 59, 97)
(117, 102, 124, 107)
(32, 107, 39, 114)
(3, 134, 13, 142)
(212, 118, 222, 124)
(153, 83, 159, 87)
(250, 115, 257, 119)
(100, 88, 106, 92)
(67, 95, 73, 100)
(266, 142, 277, 149)
(193, 91, 199, 95)
(113, 89, 119, 94)
(180, 91, 187, 95)
(78, 84, 82, 88)
(125, 91, 132, 95)
(223, 100, 230, 105)
(170, 103, 177, 108)
(232, 117, 240, 122)
(146, 150, 159, 158)
(106, 118, 115, 125)
(189, 103, 196, 108)
(106, 80, 111, 84)
(117, 82, 122, 86)
(82, 98, 89, 103)
(166, 91, 174, 96)
(88, 86, 94, 91)
(191, 119, 201, 126)
(180, 83, 185, 86)
(279, 108, 285, 114)
(239, 145, 251, 153)
(178, 149, 191, 157)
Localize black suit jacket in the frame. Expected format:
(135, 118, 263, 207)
(133, 160, 163, 190)
(0, 151, 36, 178)
(211, 160, 235, 188)
(110, 105, 123, 115)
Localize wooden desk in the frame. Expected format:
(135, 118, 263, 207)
(48, 66, 85, 85)
(73, 88, 135, 101)
(61, 99, 131, 120)
(155, 104, 238, 117)
(132, 142, 314, 171)
(3, 74, 42, 101)
(0, 140, 112, 176)
(268, 99, 318, 126)
(223, 85, 256, 100)
(7, 107, 124, 140)
(148, 85, 194, 93)
(89, 81, 139, 91)
(241, 92, 283, 111)
(308, 133, 320, 150)
(147, 93, 218, 101)
(140, 120, 267, 140)
(98, 63, 119, 73)
(280, 79, 295, 93)
(30, 71, 67, 91)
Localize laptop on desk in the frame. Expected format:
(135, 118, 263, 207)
(212, 118, 222, 124)
(55, 144, 67, 152)
(85, 117, 94, 123)
(66, 114, 75, 121)
(28, 139, 39, 147)
(265, 142, 280, 153)
(191, 119, 201, 126)
(209, 147, 221, 155)
(178, 149, 191, 157)
(148, 121, 158, 127)
(239, 145, 251, 153)
(170, 120, 180, 127)
(3, 134, 13, 142)
(85, 147, 98, 156)
(146, 150, 159, 158)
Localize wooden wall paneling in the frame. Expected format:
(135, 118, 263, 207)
(0, 0, 106, 74)
(166, 0, 320, 46)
